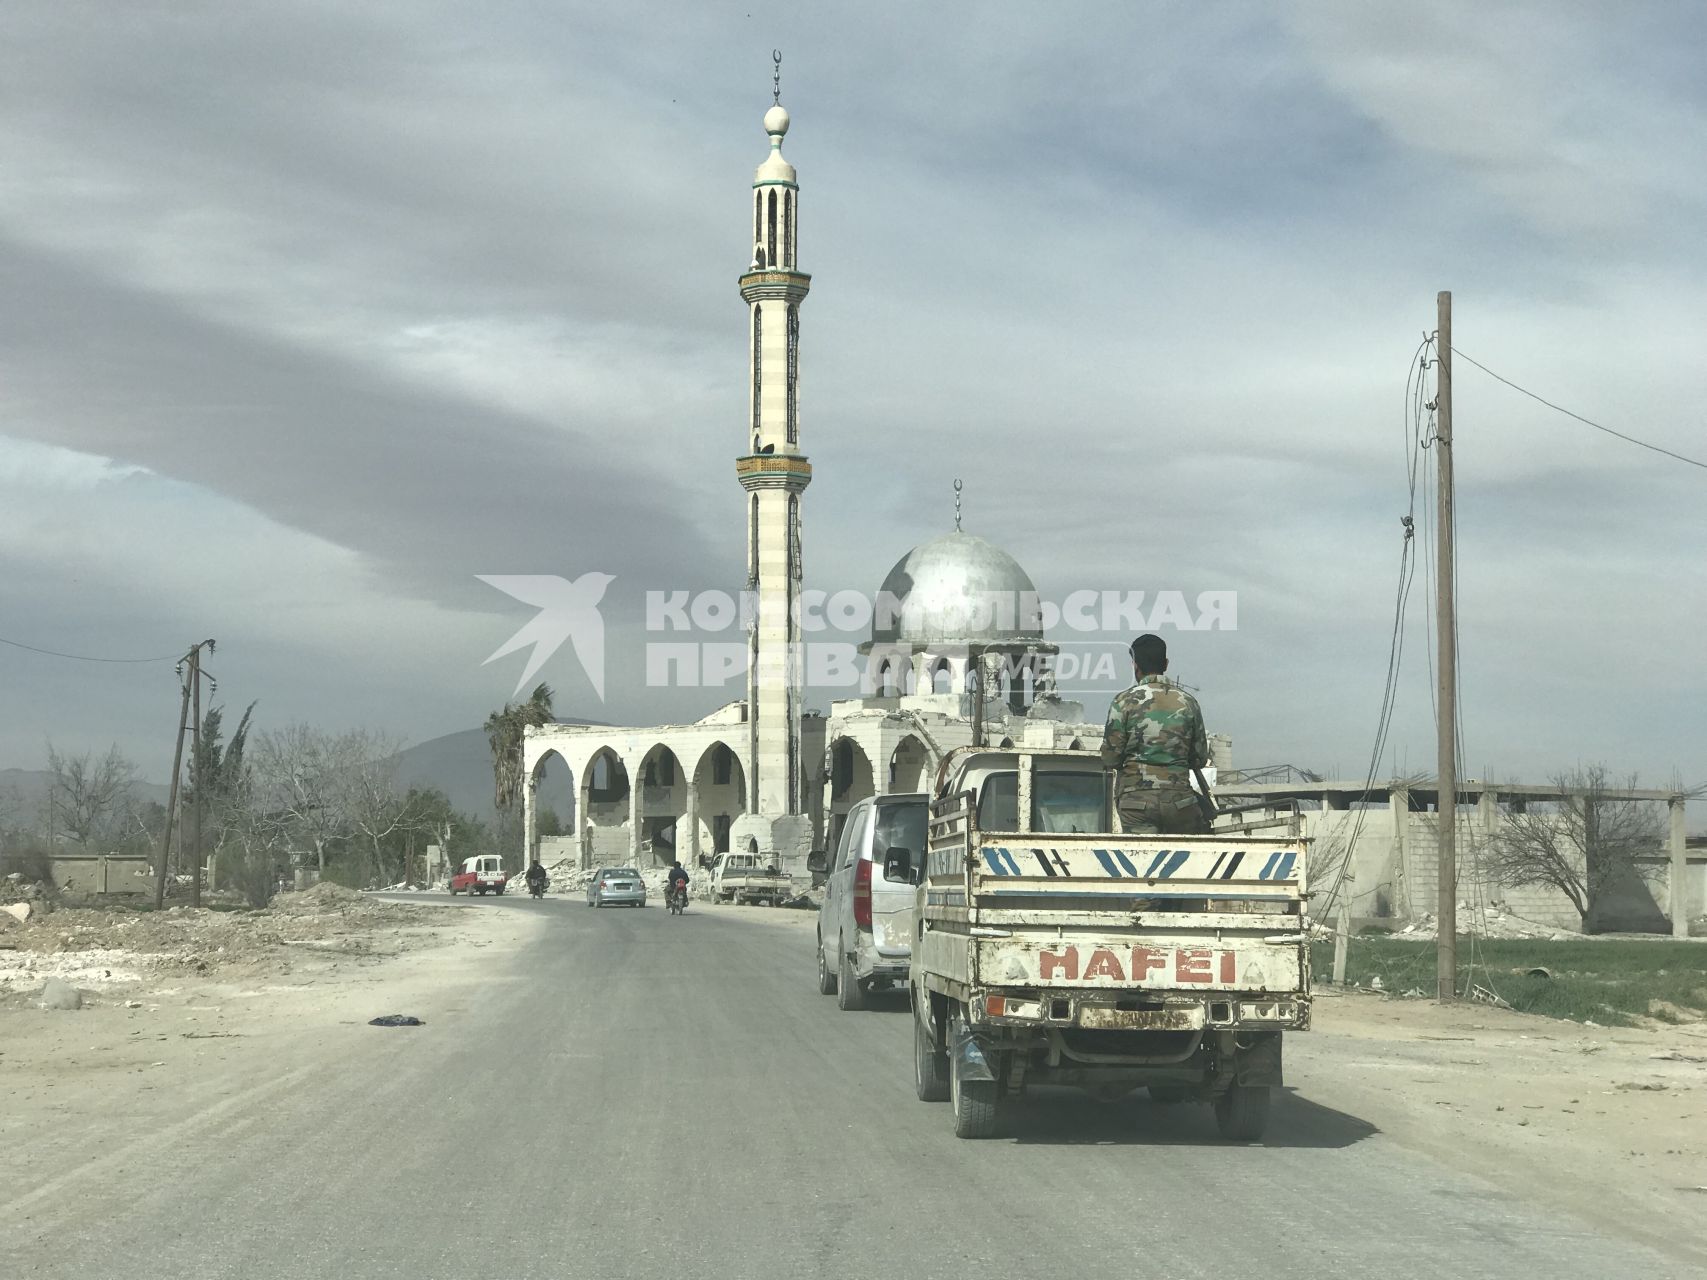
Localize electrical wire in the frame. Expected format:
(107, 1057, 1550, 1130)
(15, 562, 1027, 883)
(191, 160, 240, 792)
(0, 635, 181, 664)
(1452, 347, 1707, 471)
(1317, 336, 1432, 923)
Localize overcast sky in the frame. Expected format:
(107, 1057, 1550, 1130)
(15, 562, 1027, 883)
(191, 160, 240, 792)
(1, 1, 1702, 797)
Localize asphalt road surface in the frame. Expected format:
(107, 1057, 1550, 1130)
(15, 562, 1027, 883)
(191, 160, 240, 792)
(8, 895, 1700, 1279)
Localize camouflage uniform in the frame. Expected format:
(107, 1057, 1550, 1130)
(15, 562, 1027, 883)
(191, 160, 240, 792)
(1100, 674, 1210, 835)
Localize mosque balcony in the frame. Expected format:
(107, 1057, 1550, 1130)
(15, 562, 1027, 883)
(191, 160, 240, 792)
(736, 453, 812, 491)
(738, 269, 811, 303)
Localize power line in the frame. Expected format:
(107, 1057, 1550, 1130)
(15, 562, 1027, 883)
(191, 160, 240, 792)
(0, 634, 182, 664)
(1318, 335, 1433, 920)
(1452, 346, 1707, 471)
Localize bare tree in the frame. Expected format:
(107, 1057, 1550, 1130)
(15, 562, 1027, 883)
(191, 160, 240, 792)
(1485, 766, 1664, 929)
(252, 725, 362, 873)
(342, 731, 413, 886)
(44, 743, 137, 848)
(217, 768, 294, 908)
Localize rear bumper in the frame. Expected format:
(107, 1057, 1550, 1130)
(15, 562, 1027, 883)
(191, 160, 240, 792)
(854, 936, 911, 983)
(971, 988, 1310, 1033)
(596, 890, 646, 905)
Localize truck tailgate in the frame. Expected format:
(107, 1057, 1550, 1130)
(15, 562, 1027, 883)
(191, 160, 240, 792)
(977, 931, 1304, 993)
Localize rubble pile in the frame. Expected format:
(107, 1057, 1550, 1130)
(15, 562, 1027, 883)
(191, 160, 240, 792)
(0, 884, 451, 997)
(1396, 904, 1569, 941)
(2, 872, 57, 915)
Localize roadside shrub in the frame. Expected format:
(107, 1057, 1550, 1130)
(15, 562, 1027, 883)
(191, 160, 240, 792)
(221, 840, 284, 908)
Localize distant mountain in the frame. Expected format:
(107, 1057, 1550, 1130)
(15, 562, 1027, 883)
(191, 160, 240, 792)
(393, 721, 602, 823)
(0, 768, 171, 812)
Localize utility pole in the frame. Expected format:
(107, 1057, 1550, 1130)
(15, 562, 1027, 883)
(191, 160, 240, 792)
(189, 645, 204, 909)
(154, 662, 194, 911)
(1435, 291, 1457, 1002)
(153, 640, 216, 911)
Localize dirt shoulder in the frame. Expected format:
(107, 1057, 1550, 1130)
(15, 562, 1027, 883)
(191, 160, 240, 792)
(0, 892, 541, 1216)
(1297, 990, 1707, 1267)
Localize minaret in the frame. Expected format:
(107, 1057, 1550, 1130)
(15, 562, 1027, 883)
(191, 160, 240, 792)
(734, 78, 812, 843)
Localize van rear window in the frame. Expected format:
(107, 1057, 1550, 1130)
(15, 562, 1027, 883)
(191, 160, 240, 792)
(873, 798, 927, 860)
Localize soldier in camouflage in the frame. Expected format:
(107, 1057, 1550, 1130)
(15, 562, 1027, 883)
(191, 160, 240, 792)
(1100, 634, 1211, 835)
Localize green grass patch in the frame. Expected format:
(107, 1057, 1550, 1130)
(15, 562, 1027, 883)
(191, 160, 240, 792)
(1311, 937, 1707, 1028)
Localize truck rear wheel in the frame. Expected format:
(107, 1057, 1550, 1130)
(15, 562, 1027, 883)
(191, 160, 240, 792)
(949, 1039, 1000, 1139)
(1214, 1084, 1270, 1141)
(913, 1010, 949, 1102)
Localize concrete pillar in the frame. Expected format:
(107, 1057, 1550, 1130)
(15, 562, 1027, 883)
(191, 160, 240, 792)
(523, 768, 538, 871)
(628, 770, 642, 865)
(1390, 787, 1410, 919)
(1672, 796, 1689, 939)
(1477, 790, 1498, 833)
(683, 783, 700, 868)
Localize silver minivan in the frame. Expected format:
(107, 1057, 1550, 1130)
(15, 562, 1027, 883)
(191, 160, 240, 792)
(815, 792, 927, 1010)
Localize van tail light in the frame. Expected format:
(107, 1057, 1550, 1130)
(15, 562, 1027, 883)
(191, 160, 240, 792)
(853, 857, 872, 929)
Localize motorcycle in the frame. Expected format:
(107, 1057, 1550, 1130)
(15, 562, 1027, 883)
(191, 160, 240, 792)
(666, 881, 687, 915)
(528, 877, 547, 900)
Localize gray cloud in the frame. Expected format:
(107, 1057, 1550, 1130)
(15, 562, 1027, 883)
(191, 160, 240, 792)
(0, 1, 1701, 795)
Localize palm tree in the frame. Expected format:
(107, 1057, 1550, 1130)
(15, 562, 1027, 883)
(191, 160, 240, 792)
(484, 683, 555, 812)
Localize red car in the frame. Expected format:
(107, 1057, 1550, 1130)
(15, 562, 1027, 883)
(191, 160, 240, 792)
(450, 854, 508, 896)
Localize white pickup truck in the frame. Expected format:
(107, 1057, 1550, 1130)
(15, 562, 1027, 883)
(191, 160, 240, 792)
(904, 748, 1310, 1140)
(710, 852, 790, 905)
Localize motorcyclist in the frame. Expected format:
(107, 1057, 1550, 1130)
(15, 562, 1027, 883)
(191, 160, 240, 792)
(525, 860, 547, 894)
(665, 859, 689, 904)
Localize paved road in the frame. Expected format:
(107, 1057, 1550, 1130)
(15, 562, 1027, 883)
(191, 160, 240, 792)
(8, 895, 1701, 1278)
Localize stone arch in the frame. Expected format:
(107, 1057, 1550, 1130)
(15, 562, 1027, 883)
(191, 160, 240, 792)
(889, 735, 930, 793)
(527, 748, 578, 867)
(876, 657, 899, 698)
(579, 747, 631, 870)
(635, 743, 688, 869)
(828, 736, 876, 855)
(929, 656, 954, 694)
(997, 736, 1015, 749)
(1068, 737, 1084, 751)
(691, 740, 748, 869)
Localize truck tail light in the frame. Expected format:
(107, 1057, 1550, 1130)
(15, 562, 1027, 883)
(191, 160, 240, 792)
(853, 857, 872, 929)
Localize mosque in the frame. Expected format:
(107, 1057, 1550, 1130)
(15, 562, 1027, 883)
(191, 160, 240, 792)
(519, 91, 1226, 877)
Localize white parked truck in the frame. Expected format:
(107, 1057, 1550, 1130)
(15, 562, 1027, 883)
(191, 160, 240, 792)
(903, 747, 1310, 1140)
(710, 851, 790, 905)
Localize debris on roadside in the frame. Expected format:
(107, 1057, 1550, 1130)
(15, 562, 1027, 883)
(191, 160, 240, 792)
(0, 883, 454, 997)
(368, 1014, 424, 1027)
(37, 977, 83, 1011)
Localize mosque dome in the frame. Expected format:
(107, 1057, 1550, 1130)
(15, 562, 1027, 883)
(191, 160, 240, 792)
(870, 531, 1045, 649)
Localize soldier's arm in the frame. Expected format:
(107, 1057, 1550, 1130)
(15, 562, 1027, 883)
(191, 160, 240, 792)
(1099, 699, 1126, 769)
(1188, 697, 1210, 769)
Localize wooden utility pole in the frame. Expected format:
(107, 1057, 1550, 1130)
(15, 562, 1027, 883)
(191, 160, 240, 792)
(1435, 291, 1457, 1002)
(189, 646, 204, 909)
(153, 661, 194, 910)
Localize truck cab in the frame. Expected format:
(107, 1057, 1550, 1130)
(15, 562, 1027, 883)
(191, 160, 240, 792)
(906, 747, 1310, 1140)
(449, 854, 507, 897)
